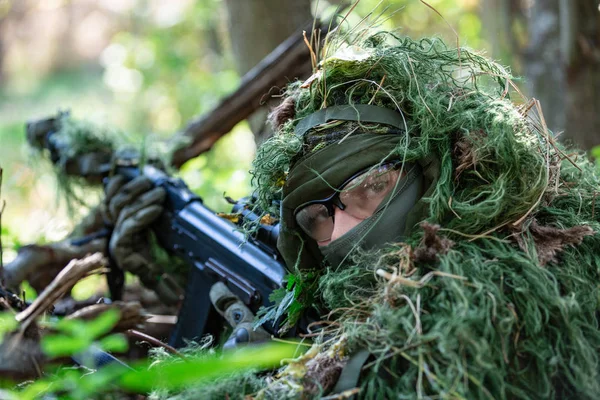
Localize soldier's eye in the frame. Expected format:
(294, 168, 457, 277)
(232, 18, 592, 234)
(364, 177, 391, 194)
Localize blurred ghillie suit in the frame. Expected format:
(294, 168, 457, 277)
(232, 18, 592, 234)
(156, 28, 600, 400)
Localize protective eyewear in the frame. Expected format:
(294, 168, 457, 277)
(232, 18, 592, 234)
(294, 161, 408, 242)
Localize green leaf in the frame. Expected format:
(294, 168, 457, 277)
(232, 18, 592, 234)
(17, 378, 57, 400)
(74, 309, 121, 339)
(0, 313, 18, 344)
(41, 334, 90, 358)
(84, 309, 121, 339)
(274, 290, 296, 322)
(267, 286, 287, 304)
(98, 334, 129, 353)
(285, 274, 297, 290)
(118, 342, 302, 393)
(591, 145, 600, 160)
(54, 318, 87, 337)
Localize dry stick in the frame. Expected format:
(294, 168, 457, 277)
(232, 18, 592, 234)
(169, 19, 327, 168)
(30, 354, 43, 378)
(16, 253, 106, 332)
(309, 0, 319, 66)
(337, 0, 384, 46)
(337, 0, 361, 33)
(465, 220, 512, 243)
(303, 30, 317, 70)
(376, 269, 467, 289)
(448, 197, 462, 220)
(321, 388, 361, 400)
(2, 239, 106, 289)
(126, 329, 186, 360)
(367, 74, 386, 104)
(271, 337, 313, 347)
(509, 85, 579, 171)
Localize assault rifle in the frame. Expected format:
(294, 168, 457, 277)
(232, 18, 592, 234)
(126, 164, 286, 348)
(26, 113, 287, 348)
(22, 19, 336, 346)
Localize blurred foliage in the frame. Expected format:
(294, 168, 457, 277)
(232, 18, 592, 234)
(104, 0, 236, 134)
(0, 0, 492, 252)
(40, 309, 128, 358)
(353, 0, 483, 48)
(0, 307, 300, 400)
(0, 313, 18, 343)
(0, 0, 248, 254)
(1, 1, 589, 398)
(591, 145, 600, 165)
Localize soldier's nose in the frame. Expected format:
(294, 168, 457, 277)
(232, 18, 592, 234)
(329, 207, 363, 242)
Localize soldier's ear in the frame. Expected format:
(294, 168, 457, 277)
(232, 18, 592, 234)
(268, 96, 296, 131)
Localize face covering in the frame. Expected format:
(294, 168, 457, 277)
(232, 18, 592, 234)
(279, 133, 425, 270)
(318, 163, 423, 268)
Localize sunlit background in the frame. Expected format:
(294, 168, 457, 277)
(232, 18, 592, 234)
(0, 0, 596, 260)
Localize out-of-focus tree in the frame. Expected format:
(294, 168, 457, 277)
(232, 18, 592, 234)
(480, 0, 527, 72)
(223, 0, 312, 144)
(524, 1, 600, 149)
(480, 0, 600, 148)
(355, 0, 484, 48)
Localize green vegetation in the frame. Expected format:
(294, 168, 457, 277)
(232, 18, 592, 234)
(248, 27, 600, 398)
(1, 1, 597, 399)
(0, 309, 301, 399)
(0, 0, 494, 251)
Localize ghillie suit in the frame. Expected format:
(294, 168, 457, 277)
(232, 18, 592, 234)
(126, 27, 600, 400)
(180, 29, 600, 400)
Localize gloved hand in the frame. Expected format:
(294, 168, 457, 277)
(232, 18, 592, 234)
(209, 282, 270, 349)
(103, 174, 183, 306)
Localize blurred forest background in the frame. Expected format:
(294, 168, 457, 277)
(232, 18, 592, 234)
(0, 0, 599, 265)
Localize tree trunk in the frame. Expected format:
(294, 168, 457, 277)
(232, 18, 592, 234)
(480, 0, 527, 73)
(524, 0, 600, 149)
(52, 1, 77, 72)
(223, 0, 312, 144)
(480, 0, 514, 65)
(560, 1, 600, 149)
(0, 19, 4, 85)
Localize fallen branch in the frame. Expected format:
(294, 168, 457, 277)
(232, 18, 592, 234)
(169, 20, 329, 168)
(67, 301, 147, 333)
(2, 239, 106, 292)
(126, 329, 185, 360)
(16, 253, 107, 332)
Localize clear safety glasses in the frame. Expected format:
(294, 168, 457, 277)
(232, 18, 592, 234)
(294, 162, 406, 242)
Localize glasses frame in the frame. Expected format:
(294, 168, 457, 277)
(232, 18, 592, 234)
(293, 160, 403, 239)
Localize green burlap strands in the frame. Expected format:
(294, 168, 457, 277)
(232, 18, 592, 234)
(246, 30, 600, 399)
(152, 31, 600, 400)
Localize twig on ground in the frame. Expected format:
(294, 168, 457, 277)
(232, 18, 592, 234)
(126, 329, 186, 360)
(67, 301, 148, 332)
(16, 253, 107, 332)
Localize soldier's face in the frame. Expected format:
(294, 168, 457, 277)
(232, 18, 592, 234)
(294, 162, 403, 245)
(316, 207, 364, 246)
